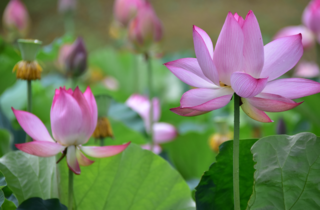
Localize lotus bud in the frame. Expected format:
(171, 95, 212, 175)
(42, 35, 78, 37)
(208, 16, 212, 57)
(303, 0, 320, 33)
(13, 39, 42, 81)
(128, 2, 163, 53)
(3, 0, 30, 37)
(276, 117, 287, 135)
(58, 0, 77, 14)
(62, 37, 87, 77)
(113, 0, 145, 26)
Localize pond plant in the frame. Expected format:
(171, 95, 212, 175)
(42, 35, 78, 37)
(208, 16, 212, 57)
(0, 0, 320, 210)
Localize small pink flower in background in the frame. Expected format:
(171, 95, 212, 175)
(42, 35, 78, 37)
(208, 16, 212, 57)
(141, 144, 162, 154)
(14, 87, 130, 175)
(274, 25, 315, 48)
(165, 11, 320, 122)
(126, 94, 177, 153)
(303, 0, 320, 33)
(58, 0, 77, 13)
(128, 2, 163, 52)
(113, 0, 145, 26)
(58, 38, 87, 77)
(3, 0, 29, 36)
(294, 61, 320, 78)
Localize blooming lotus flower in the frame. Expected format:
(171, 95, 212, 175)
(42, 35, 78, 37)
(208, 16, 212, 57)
(126, 94, 177, 152)
(165, 11, 320, 122)
(14, 87, 130, 174)
(273, 25, 315, 48)
(58, 38, 87, 77)
(3, 0, 29, 36)
(303, 0, 320, 33)
(113, 0, 145, 26)
(128, 2, 163, 53)
(58, 0, 77, 13)
(294, 61, 320, 78)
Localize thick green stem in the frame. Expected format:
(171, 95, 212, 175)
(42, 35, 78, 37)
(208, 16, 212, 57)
(233, 93, 241, 210)
(26, 80, 32, 142)
(100, 138, 104, 146)
(68, 168, 74, 210)
(145, 53, 154, 151)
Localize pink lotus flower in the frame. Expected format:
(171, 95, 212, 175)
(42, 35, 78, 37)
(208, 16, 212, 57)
(58, 0, 76, 13)
(303, 0, 320, 33)
(165, 11, 320, 122)
(14, 87, 130, 175)
(126, 94, 177, 152)
(273, 25, 315, 49)
(294, 61, 320, 78)
(113, 0, 145, 26)
(128, 2, 163, 53)
(3, 0, 29, 36)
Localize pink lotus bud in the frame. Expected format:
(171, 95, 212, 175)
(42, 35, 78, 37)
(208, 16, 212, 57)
(128, 2, 163, 53)
(113, 0, 145, 26)
(294, 61, 320, 78)
(303, 0, 320, 33)
(273, 25, 315, 49)
(3, 0, 30, 36)
(58, 38, 87, 77)
(58, 0, 77, 13)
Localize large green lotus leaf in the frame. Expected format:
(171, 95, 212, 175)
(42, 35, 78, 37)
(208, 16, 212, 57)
(0, 129, 12, 157)
(162, 131, 217, 180)
(0, 151, 58, 205)
(0, 37, 20, 95)
(0, 190, 4, 207)
(1, 198, 17, 210)
(195, 139, 257, 210)
(247, 132, 320, 210)
(16, 198, 67, 210)
(58, 144, 194, 210)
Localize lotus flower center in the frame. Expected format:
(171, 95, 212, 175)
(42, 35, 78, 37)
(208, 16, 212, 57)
(219, 81, 229, 87)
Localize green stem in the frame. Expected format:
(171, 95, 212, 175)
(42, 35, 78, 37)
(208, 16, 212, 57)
(68, 168, 74, 210)
(26, 80, 32, 142)
(233, 93, 241, 210)
(100, 138, 104, 146)
(145, 53, 154, 151)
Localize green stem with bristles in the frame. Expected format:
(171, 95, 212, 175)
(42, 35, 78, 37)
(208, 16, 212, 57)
(233, 93, 241, 210)
(68, 168, 74, 210)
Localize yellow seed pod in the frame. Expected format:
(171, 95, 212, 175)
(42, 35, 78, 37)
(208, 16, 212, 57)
(13, 60, 42, 81)
(209, 132, 233, 152)
(92, 117, 114, 139)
